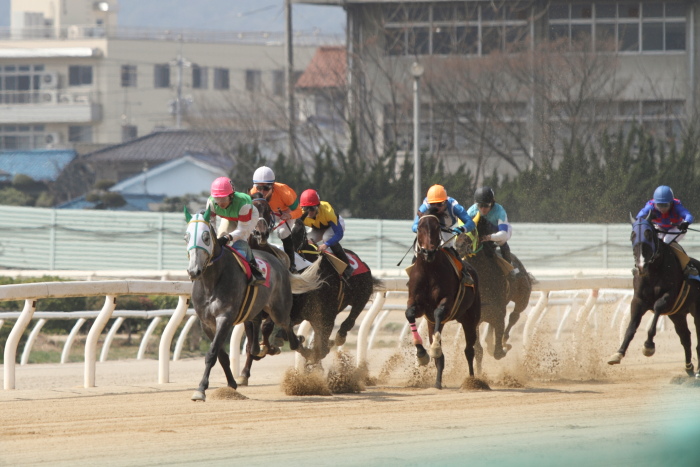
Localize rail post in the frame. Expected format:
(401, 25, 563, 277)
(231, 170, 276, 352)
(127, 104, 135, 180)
(3, 299, 37, 390)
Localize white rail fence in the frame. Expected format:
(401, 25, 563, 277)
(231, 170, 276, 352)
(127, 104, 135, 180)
(1, 277, 645, 391)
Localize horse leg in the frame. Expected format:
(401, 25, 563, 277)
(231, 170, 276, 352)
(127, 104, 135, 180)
(335, 302, 363, 347)
(644, 295, 673, 357)
(406, 305, 429, 366)
(491, 310, 508, 360)
(669, 314, 695, 376)
(192, 315, 232, 402)
(240, 320, 261, 386)
(217, 347, 237, 389)
(429, 304, 448, 389)
(608, 298, 647, 365)
(504, 293, 528, 350)
(474, 328, 484, 375)
(261, 318, 281, 355)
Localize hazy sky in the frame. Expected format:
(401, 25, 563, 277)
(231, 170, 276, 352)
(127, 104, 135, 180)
(0, 0, 346, 35)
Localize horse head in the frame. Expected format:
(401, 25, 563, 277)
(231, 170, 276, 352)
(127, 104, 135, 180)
(184, 206, 217, 280)
(251, 193, 273, 245)
(416, 210, 442, 262)
(630, 212, 658, 275)
(290, 217, 309, 253)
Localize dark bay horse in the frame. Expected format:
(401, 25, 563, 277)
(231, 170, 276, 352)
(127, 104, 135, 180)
(289, 217, 383, 352)
(184, 207, 323, 400)
(238, 217, 382, 384)
(406, 210, 481, 389)
(456, 213, 532, 367)
(607, 216, 700, 377)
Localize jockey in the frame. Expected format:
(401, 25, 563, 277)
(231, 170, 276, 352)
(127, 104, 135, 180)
(636, 185, 697, 276)
(207, 176, 265, 285)
(299, 189, 354, 280)
(412, 184, 476, 252)
(467, 186, 516, 276)
(250, 166, 302, 272)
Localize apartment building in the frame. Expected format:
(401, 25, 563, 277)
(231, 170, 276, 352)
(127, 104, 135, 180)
(0, 0, 329, 151)
(300, 0, 700, 176)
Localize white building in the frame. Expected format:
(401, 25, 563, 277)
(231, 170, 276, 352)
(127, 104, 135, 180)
(0, 0, 337, 151)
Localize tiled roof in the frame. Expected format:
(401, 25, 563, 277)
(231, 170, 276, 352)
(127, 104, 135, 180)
(83, 130, 244, 163)
(296, 46, 346, 89)
(56, 193, 166, 211)
(0, 149, 76, 182)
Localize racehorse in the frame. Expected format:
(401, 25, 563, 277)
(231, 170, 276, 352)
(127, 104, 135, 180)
(249, 192, 289, 268)
(184, 207, 323, 400)
(238, 217, 382, 384)
(457, 214, 532, 367)
(406, 209, 481, 389)
(607, 216, 700, 377)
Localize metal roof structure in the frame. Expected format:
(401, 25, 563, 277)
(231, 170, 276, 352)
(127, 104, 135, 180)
(0, 149, 76, 182)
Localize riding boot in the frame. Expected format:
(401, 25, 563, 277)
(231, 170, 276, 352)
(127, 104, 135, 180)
(500, 243, 518, 280)
(447, 246, 474, 286)
(247, 257, 266, 286)
(329, 243, 354, 280)
(281, 236, 297, 273)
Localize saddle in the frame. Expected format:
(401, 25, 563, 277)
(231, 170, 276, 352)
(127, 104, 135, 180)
(444, 248, 474, 288)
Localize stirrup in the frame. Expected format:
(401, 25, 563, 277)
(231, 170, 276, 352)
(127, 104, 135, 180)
(684, 264, 699, 277)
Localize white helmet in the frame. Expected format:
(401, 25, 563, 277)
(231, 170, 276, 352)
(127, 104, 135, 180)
(252, 166, 275, 184)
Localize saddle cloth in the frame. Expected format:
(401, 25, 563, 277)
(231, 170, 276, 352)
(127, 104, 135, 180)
(227, 246, 271, 288)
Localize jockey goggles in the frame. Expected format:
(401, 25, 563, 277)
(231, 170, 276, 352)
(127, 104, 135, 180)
(255, 184, 273, 191)
(655, 202, 670, 209)
(478, 202, 493, 208)
(302, 205, 318, 212)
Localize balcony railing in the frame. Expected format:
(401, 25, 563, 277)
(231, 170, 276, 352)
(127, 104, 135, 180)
(0, 26, 344, 46)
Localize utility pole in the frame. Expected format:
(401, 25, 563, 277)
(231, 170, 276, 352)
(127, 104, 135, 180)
(285, 0, 296, 162)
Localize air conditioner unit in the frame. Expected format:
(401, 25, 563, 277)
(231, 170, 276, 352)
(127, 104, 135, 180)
(44, 133, 61, 145)
(40, 72, 59, 89)
(40, 91, 57, 103)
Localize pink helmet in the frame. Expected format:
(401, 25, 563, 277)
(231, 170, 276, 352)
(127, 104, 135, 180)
(210, 177, 234, 197)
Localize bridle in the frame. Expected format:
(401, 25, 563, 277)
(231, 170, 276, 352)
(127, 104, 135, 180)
(186, 214, 224, 273)
(252, 198, 273, 242)
(631, 218, 661, 275)
(416, 215, 443, 260)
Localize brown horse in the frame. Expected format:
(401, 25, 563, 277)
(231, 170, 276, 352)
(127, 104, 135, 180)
(406, 209, 481, 389)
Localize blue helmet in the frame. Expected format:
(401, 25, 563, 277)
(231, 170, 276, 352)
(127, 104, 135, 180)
(653, 185, 674, 204)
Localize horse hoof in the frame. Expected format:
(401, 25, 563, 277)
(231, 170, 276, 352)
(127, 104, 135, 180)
(503, 343, 513, 352)
(268, 346, 281, 356)
(191, 390, 206, 402)
(417, 353, 430, 366)
(493, 348, 506, 360)
(239, 377, 249, 386)
(607, 352, 623, 365)
(643, 346, 655, 357)
(273, 337, 285, 348)
(334, 334, 346, 347)
(256, 345, 269, 358)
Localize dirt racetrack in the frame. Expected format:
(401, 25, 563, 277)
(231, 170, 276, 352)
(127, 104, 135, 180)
(2, 318, 700, 467)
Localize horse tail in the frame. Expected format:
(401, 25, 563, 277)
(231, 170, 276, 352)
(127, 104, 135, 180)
(289, 258, 325, 294)
(371, 276, 385, 292)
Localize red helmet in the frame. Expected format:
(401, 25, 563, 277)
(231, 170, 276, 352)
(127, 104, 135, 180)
(300, 189, 320, 207)
(210, 177, 234, 197)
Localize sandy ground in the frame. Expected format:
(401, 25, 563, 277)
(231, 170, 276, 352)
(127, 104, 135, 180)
(2, 310, 700, 467)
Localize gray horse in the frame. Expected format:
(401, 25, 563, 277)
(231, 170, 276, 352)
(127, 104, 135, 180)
(185, 207, 323, 401)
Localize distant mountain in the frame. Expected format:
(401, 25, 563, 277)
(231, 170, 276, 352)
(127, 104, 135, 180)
(0, 0, 345, 34)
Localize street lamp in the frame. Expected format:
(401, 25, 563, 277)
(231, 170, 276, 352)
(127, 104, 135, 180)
(411, 61, 424, 215)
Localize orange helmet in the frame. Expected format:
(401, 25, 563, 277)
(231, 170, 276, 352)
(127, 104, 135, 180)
(426, 184, 448, 204)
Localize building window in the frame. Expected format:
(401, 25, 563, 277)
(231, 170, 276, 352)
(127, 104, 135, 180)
(0, 65, 45, 104)
(213, 68, 229, 90)
(192, 65, 208, 89)
(68, 65, 92, 86)
(382, 2, 530, 57)
(0, 124, 45, 150)
(121, 65, 137, 88)
(68, 125, 93, 143)
(548, 1, 686, 52)
(245, 69, 261, 92)
(122, 125, 137, 142)
(273, 70, 285, 97)
(154, 64, 170, 88)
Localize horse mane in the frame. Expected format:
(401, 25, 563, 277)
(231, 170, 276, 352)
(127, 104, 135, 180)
(251, 192, 265, 200)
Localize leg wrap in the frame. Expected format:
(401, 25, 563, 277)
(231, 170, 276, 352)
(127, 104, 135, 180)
(410, 322, 422, 344)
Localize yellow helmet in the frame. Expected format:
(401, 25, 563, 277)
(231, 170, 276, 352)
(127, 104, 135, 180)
(426, 184, 448, 204)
